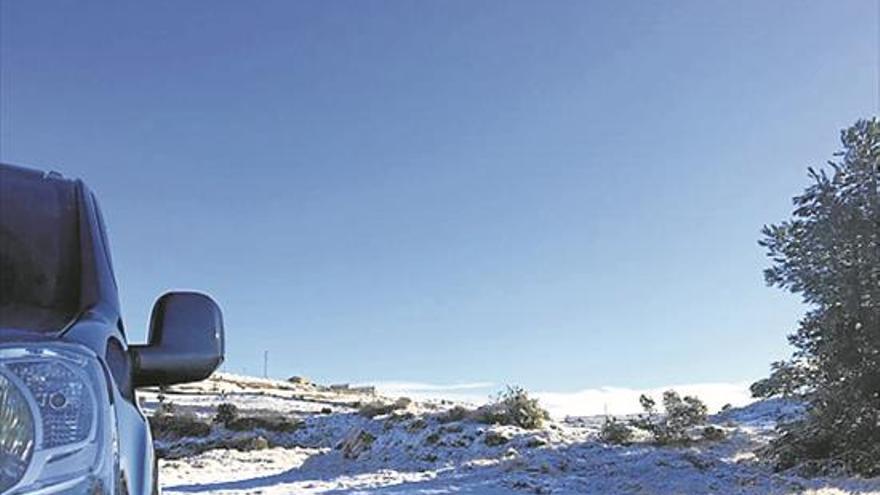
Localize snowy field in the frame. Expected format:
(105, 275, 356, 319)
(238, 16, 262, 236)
(142, 374, 880, 495)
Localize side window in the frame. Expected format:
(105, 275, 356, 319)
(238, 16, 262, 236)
(90, 193, 118, 289)
(90, 192, 127, 339)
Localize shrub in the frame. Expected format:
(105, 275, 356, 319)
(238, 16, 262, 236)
(599, 417, 633, 445)
(225, 415, 302, 433)
(526, 436, 547, 448)
(154, 386, 175, 417)
(222, 435, 270, 452)
(439, 405, 471, 423)
(475, 386, 549, 430)
(359, 398, 411, 419)
(149, 412, 212, 440)
(631, 390, 708, 445)
(484, 430, 511, 447)
(701, 426, 726, 442)
(406, 418, 428, 432)
(287, 376, 311, 386)
(155, 433, 272, 459)
(214, 403, 239, 426)
(359, 401, 395, 418)
(664, 391, 707, 435)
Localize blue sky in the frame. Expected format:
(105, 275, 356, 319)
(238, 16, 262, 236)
(1, 1, 876, 395)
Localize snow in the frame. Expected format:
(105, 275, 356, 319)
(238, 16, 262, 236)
(147, 373, 880, 495)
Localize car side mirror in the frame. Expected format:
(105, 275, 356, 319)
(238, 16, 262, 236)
(131, 292, 225, 388)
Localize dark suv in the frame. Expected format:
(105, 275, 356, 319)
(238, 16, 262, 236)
(0, 163, 225, 495)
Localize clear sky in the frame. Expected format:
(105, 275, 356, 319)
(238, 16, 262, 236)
(0, 1, 876, 395)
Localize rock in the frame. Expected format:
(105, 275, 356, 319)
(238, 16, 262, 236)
(340, 428, 376, 459)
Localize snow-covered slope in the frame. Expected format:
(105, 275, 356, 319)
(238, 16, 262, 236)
(143, 374, 880, 495)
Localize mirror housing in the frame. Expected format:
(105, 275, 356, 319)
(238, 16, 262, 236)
(131, 292, 225, 388)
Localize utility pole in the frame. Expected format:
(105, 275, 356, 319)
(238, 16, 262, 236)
(263, 350, 268, 379)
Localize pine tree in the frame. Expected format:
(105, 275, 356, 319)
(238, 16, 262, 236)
(756, 118, 880, 475)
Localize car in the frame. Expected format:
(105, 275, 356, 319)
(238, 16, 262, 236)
(0, 163, 225, 495)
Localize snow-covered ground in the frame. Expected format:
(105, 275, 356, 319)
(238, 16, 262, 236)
(144, 373, 880, 495)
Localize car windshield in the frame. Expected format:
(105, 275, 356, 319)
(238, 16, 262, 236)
(0, 165, 82, 332)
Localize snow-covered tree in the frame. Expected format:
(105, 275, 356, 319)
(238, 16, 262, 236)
(756, 118, 880, 475)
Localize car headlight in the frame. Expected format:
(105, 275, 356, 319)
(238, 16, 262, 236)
(0, 372, 34, 493)
(0, 344, 116, 495)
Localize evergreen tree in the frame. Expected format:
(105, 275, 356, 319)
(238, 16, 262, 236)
(755, 118, 880, 475)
